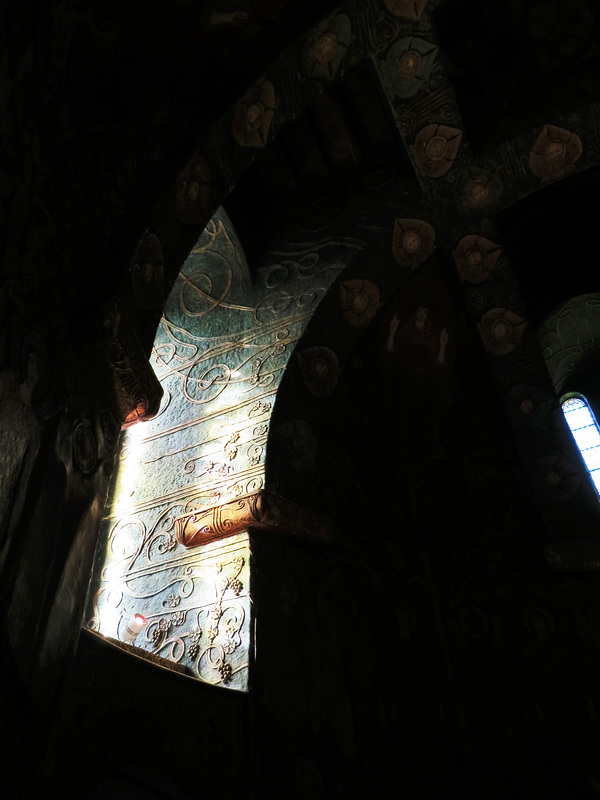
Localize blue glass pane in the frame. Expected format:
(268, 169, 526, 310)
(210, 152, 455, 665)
(584, 446, 600, 471)
(566, 406, 595, 430)
(561, 394, 600, 499)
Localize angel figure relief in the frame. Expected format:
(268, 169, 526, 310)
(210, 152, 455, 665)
(383, 274, 454, 381)
(379, 276, 455, 474)
(385, 305, 449, 374)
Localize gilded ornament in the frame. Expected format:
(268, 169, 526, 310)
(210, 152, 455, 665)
(392, 218, 435, 268)
(166, 593, 181, 608)
(412, 124, 462, 178)
(174, 490, 329, 548)
(529, 125, 582, 181)
(232, 80, 276, 148)
(189, 626, 202, 644)
(506, 385, 552, 428)
(382, 37, 438, 99)
(297, 346, 339, 395)
(249, 400, 271, 417)
(175, 153, 211, 224)
(151, 628, 164, 646)
(453, 235, 501, 284)
(218, 661, 233, 684)
(534, 454, 581, 502)
(458, 167, 503, 210)
(207, 626, 219, 643)
(479, 308, 527, 355)
(339, 279, 381, 327)
(301, 13, 351, 80)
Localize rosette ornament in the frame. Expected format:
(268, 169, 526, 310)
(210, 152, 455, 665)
(506, 384, 552, 428)
(130, 233, 165, 311)
(297, 346, 339, 396)
(534, 454, 581, 502)
(412, 124, 462, 178)
(458, 166, 503, 210)
(301, 13, 351, 80)
(232, 80, 276, 148)
(339, 279, 381, 327)
(383, 0, 429, 20)
(175, 154, 211, 225)
(453, 235, 501, 284)
(529, 124, 582, 181)
(383, 37, 437, 99)
(479, 308, 527, 355)
(392, 218, 435, 269)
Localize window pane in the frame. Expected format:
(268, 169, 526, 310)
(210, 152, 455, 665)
(583, 446, 600, 471)
(561, 394, 600, 499)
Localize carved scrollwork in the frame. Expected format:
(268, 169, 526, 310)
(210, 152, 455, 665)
(72, 419, 98, 476)
(99, 300, 163, 428)
(174, 490, 331, 549)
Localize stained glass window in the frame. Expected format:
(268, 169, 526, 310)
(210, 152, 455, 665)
(561, 394, 600, 496)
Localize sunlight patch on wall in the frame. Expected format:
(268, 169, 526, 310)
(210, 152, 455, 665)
(85, 207, 348, 690)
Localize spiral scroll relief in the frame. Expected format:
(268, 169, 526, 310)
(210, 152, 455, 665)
(85, 207, 350, 690)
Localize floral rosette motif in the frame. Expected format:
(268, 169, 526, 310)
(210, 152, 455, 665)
(506, 384, 553, 428)
(130, 233, 165, 311)
(301, 13, 351, 80)
(453, 234, 501, 284)
(392, 218, 435, 268)
(232, 80, 276, 148)
(412, 124, 462, 178)
(458, 166, 503, 210)
(383, 0, 429, 20)
(339, 279, 381, 327)
(383, 37, 437, 99)
(175, 154, 211, 224)
(274, 419, 317, 472)
(534, 454, 581, 502)
(529, 124, 582, 181)
(479, 308, 527, 355)
(297, 346, 339, 396)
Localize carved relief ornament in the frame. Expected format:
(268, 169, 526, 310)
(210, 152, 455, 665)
(174, 490, 331, 548)
(99, 300, 163, 427)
